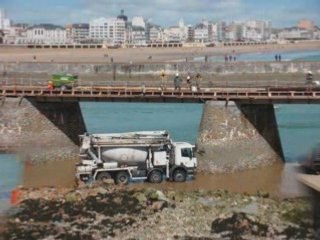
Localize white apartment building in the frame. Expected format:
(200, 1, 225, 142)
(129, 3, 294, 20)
(89, 17, 125, 44)
(25, 25, 67, 44)
(208, 23, 218, 42)
(278, 28, 313, 40)
(163, 26, 181, 42)
(243, 20, 271, 40)
(194, 23, 208, 43)
(67, 23, 89, 43)
(127, 26, 146, 46)
(149, 26, 163, 42)
(0, 9, 11, 30)
(217, 21, 226, 41)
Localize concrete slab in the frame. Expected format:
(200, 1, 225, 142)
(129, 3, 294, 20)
(297, 173, 320, 192)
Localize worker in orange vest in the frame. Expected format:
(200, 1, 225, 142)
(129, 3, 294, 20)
(47, 81, 53, 90)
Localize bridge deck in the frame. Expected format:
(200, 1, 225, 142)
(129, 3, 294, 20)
(1, 86, 320, 103)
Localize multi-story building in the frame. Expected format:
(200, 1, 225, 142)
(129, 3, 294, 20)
(298, 19, 314, 30)
(225, 22, 243, 41)
(25, 24, 67, 44)
(278, 27, 313, 40)
(0, 30, 4, 44)
(3, 24, 28, 44)
(187, 25, 195, 42)
(243, 20, 271, 41)
(208, 22, 218, 42)
(194, 23, 208, 43)
(130, 26, 146, 46)
(0, 9, 10, 30)
(163, 26, 181, 42)
(66, 23, 89, 43)
(217, 21, 226, 41)
(89, 17, 125, 44)
(149, 26, 163, 42)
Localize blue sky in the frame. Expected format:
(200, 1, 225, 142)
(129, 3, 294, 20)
(1, 0, 319, 27)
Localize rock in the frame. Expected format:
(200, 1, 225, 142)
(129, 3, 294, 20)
(95, 187, 109, 195)
(198, 197, 219, 207)
(152, 201, 168, 211)
(134, 192, 147, 204)
(65, 192, 78, 202)
(155, 190, 170, 203)
(236, 202, 259, 216)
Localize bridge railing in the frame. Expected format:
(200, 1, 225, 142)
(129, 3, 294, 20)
(0, 77, 313, 89)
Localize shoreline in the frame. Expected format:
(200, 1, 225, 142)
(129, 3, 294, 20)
(0, 41, 319, 63)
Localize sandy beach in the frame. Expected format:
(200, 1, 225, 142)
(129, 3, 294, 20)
(0, 40, 319, 63)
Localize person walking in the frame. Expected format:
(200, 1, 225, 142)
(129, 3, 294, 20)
(278, 54, 282, 62)
(225, 55, 228, 62)
(275, 54, 278, 62)
(173, 73, 182, 91)
(195, 73, 202, 91)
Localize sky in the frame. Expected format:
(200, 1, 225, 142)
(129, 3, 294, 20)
(1, 0, 319, 28)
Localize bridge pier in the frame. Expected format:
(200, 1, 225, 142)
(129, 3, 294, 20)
(0, 97, 86, 163)
(197, 101, 284, 173)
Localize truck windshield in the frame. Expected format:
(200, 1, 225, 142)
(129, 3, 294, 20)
(181, 148, 193, 158)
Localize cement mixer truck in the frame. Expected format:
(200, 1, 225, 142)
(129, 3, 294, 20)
(76, 131, 197, 184)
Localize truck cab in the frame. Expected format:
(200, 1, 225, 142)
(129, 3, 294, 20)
(50, 73, 78, 90)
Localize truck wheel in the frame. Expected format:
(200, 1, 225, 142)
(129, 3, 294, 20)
(96, 172, 112, 182)
(173, 169, 187, 182)
(115, 171, 130, 185)
(148, 170, 163, 183)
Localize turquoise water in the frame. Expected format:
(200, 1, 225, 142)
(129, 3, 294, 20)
(276, 105, 320, 161)
(80, 103, 320, 162)
(208, 49, 320, 62)
(81, 103, 203, 143)
(0, 154, 21, 212)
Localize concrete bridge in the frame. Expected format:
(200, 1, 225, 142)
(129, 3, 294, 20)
(1, 85, 320, 104)
(1, 83, 319, 172)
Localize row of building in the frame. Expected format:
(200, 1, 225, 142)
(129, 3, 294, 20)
(0, 9, 319, 46)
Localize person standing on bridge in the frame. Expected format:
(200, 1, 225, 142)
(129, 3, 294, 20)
(195, 73, 202, 91)
(186, 74, 192, 90)
(47, 81, 53, 90)
(160, 69, 167, 90)
(306, 71, 313, 85)
(173, 73, 182, 91)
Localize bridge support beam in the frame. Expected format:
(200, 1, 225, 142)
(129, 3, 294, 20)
(0, 97, 86, 163)
(197, 101, 284, 173)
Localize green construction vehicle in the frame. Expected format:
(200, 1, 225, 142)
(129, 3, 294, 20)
(50, 73, 78, 90)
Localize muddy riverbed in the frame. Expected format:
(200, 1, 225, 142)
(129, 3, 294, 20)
(21, 159, 306, 198)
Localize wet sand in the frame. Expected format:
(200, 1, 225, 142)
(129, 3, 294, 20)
(22, 160, 306, 198)
(0, 41, 319, 63)
(132, 163, 307, 198)
(22, 160, 77, 188)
